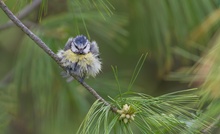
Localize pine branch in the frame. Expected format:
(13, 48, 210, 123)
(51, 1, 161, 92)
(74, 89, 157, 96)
(0, 0, 117, 112)
(0, 0, 41, 30)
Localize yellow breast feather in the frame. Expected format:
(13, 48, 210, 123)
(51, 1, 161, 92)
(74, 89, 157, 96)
(57, 49, 101, 77)
(63, 49, 94, 66)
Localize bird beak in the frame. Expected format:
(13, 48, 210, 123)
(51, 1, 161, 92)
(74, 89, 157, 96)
(79, 49, 84, 54)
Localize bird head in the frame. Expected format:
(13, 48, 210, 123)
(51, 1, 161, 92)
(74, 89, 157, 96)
(71, 35, 91, 54)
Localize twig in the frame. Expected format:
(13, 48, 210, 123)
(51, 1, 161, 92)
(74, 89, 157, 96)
(0, 70, 13, 84)
(201, 114, 220, 133)
(0, 0, 117, 112)
(0, 20, 37, 30)
(0, 0, 41, 30)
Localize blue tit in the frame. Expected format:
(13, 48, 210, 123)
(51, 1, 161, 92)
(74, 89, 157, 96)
(57, 35, 102, 82)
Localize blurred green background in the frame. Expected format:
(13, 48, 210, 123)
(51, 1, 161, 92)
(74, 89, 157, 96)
(1, 0, 220, 133)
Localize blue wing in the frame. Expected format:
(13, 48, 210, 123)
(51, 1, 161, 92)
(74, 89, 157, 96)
(90, 41, 99, 56)
(64, 38, 73, 51)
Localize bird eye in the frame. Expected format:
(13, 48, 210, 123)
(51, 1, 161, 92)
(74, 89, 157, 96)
(75, 45, 79, 50)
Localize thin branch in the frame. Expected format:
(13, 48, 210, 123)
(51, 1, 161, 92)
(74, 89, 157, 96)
(0, 20, 37, 30)
(0, 0, 117, 112)
(0, 0, 41, 30)
(201, 114, 220, 133)
(0, 70, 13, 84)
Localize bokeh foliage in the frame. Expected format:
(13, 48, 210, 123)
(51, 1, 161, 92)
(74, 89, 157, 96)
(1, 0, 220, 133)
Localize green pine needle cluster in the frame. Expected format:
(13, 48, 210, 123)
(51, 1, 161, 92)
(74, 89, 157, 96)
(77, 89, 210, 134)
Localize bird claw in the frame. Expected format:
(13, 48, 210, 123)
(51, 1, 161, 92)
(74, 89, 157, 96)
(79, 76, 86, 83)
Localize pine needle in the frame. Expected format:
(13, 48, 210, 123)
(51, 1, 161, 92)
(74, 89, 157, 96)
(111, 66, 122, 98)
(127, 53, 148, 91)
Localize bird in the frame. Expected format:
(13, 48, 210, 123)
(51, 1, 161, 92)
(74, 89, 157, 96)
(57, 35, 101, 82)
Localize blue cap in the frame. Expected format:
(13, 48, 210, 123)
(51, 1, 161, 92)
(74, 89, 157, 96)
(74, 35, 87, 45)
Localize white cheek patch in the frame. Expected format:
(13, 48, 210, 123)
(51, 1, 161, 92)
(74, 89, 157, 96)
(71, 45, 78, 53)
(83, 44, 90, 53)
